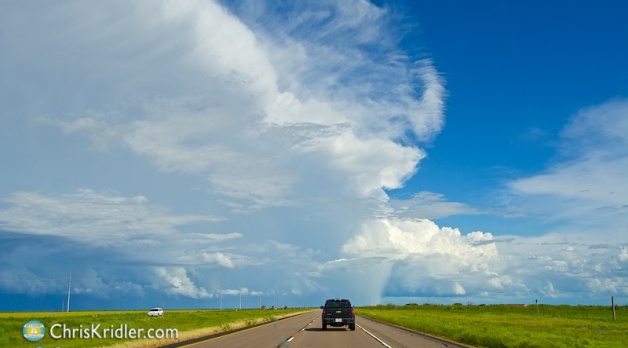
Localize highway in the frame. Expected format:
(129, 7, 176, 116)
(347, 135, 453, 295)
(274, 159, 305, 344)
(175, 311, 471, 348)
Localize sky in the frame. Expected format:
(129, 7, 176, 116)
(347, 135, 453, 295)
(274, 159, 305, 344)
(0, 0, 626, 311)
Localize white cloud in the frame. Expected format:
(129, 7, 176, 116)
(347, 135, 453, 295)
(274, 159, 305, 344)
(0, 1, 452, 299)
(221, 287, 250, 296)
(474, 99, 628, 302)
(0, 189, 219, 245)
(618, 247, 628, 263)
(22, 0, 443, 211)
(190, 233, 243, 242)
(388, 191, 481, 219)
(317, 131, 424, 198)
(44, 117, 107, 135)
(490, 233, 628, 301)
(344, 218, 496, 260)
(154, 267, 211, 299)
(586, 278, 627, 294)
(200, 252, 238, 269)
(508, 99, 628, 232)
(339, 214, 628, 302)
(541, 281, 558, 299)
(341, 218, 498, 297)
(0, 189, 257, 299)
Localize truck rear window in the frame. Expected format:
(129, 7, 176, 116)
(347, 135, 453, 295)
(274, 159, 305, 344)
(325, 300, 351, 307)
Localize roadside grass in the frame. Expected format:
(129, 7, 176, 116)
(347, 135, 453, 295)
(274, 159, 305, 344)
(1, 308, 311, 348)
(357, 304, 627, 348)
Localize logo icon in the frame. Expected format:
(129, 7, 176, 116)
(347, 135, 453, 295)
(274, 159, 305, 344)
(23, 320, 45, 342)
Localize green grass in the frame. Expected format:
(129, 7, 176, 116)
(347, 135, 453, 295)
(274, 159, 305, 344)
(2, 308, 310, 348)
(357, 304, 627, 348)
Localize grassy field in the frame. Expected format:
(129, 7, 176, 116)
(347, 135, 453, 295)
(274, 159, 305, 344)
(2, 308, 311, 348)
(357, 304, 627, 348)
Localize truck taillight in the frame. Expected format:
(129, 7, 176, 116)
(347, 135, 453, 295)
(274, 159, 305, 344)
(350, 307, 355, 316)
(322, 308, 326, 315)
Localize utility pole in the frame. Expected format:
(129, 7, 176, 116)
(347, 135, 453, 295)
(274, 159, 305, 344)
(66, 273, 72, 312)
(219, 280, 223, 310)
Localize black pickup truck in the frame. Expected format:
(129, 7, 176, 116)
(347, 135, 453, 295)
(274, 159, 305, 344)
(320, 298, 355, 330)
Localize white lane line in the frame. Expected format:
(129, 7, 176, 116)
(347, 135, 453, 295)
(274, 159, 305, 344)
(287, 336, 295, 342)
(303, 316, 318, 331)
(357, 324, 392, 348)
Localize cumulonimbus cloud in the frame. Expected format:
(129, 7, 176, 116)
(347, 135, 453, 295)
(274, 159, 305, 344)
(22, 0, 445, 210)
(0, 0, 451, 303)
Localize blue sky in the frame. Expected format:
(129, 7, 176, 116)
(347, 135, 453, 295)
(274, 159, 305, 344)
(1, 0, 626, 311)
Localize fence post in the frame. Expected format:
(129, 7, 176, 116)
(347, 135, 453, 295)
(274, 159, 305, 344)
(612, 296, 616, 320)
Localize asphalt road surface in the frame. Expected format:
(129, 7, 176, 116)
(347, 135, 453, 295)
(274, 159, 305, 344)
(176, 311, 470, 348)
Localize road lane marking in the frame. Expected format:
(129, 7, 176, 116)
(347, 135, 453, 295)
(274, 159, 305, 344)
(287, 336, 294, 342)
(357, 324, 392, 348)
(303, 316, 318, 331)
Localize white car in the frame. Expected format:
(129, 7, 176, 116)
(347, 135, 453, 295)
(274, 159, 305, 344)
(148, 307, 163, 316)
